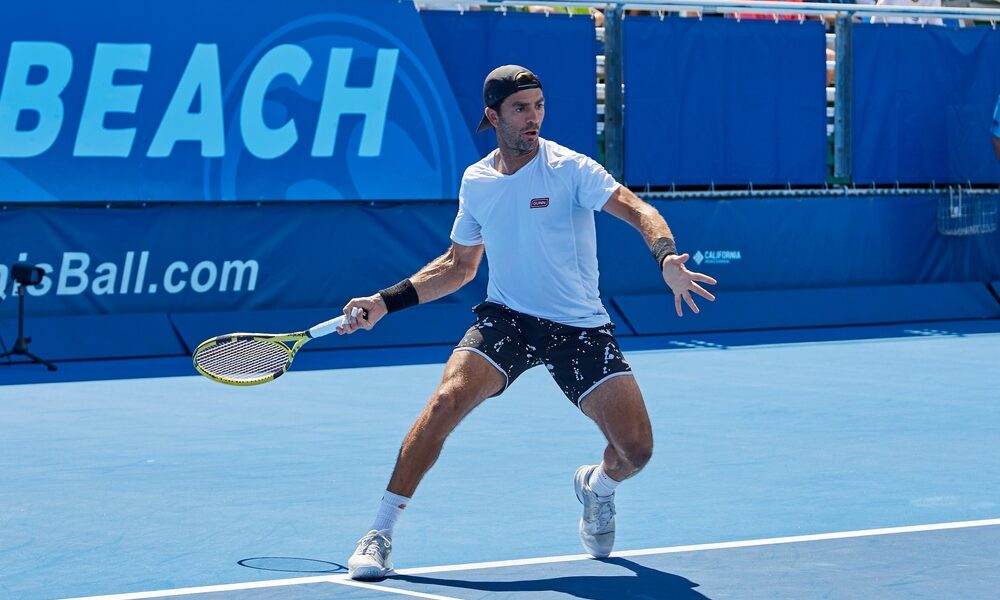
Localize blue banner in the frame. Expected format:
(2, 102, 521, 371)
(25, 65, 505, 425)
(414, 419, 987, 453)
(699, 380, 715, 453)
(623, 16, 828, 187)
(2, 195, 998, 319)
(421, 10, 598, 159)
(0, 0, 480, 201)
(0, 203, 486, 317)
(596, 195, 1000, 295)
(852, 24, 1000, 185)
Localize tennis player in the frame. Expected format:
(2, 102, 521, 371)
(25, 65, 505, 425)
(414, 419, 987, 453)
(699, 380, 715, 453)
(338, 65, 716, 580)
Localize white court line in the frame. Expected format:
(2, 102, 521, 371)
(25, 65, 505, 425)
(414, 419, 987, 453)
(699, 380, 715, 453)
(395, 517, 1000, 575)
(331, 578, 460, 599)
(60, 518, 1000, 600)
(58, 575, 339, 600)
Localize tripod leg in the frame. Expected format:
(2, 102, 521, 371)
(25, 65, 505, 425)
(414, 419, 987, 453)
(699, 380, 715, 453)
(2, 282, 57, 371)
(22, 350, 58, 371)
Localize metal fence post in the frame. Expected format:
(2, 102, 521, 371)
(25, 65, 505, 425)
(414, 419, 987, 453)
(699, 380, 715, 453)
(833, 13, 853, 183)
(604, 4, 625, 182)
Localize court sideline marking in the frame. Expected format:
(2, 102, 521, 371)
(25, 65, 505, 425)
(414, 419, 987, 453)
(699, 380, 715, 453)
(333, 579, 459, 599)
(61, 518, 1000, 600)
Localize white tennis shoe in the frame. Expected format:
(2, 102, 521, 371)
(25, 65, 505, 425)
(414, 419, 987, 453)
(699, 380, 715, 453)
(348, 529, 393, 580)
(574, 465, 616, 558)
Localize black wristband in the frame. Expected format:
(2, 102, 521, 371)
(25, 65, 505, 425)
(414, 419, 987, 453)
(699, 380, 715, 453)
(378, 279, 419, 313)
(652, 237, 677, 269)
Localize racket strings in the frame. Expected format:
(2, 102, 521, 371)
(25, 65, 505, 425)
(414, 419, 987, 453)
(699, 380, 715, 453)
(195, 338, 290, 381)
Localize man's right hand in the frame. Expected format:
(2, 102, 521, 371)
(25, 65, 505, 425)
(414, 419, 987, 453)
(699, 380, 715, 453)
(338, 294, 388, 334)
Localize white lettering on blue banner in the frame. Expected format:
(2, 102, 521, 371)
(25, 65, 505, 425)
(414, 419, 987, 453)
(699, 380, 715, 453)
(148, 44, 225, 158)
(74, 43, 151, 157)
(0, 42, 73, 157)
(0, 251, 259, 300)
(0, 42, 399, 159)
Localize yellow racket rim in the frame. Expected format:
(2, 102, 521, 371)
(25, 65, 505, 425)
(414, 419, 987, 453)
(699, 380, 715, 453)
(192, 334, 302, 386)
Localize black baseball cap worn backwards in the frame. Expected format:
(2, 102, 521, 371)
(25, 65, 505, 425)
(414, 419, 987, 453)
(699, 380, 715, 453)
(476, 65, 543, 133)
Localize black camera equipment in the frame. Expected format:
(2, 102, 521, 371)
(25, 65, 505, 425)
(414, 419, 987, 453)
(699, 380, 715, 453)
(1, 263, 57, 371)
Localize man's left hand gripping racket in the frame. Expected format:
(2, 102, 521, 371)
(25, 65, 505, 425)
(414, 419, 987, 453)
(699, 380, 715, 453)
(193, 308, 365, 386)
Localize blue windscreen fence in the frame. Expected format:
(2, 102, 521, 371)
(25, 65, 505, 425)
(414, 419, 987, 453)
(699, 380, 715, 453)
(420, 10, 598, 160)
(2, 195, 998, 319)
(0, 0, 603, 202)
(852, 23, 1000, 185)
(0, 203, 485, 317)
(5, 1, 1000, 198)
(623, 16, 828, 187)
(3, 196, 998, 362)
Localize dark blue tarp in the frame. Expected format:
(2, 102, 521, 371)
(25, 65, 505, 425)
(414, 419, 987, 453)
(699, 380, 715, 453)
(853, 23, 1000, 184)
(421, 10, 598, 159)
(623, 17, 828, 187)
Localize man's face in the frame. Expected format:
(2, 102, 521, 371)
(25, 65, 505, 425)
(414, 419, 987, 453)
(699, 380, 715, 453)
(493, 88, 544, 154)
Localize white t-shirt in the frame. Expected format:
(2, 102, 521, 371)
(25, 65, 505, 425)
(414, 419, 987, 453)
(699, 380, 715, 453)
(450, 138, 620, 328)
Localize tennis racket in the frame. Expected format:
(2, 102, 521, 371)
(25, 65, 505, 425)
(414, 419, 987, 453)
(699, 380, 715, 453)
(192, 308, 365, 386)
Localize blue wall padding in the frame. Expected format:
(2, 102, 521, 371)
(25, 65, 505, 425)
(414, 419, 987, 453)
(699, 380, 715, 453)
(0, 313, 184, 361)
(421, 10, 598, 159)
(170, 303, 477, 353)
(990, 281, 1000, 300)
(0, 203, 488, 318)
(4, 196, 999, 323)
(623, 16, 828, 186)
(853, 24, 1000, 184)
(603, 302, 636, 336)
(613, 283, 1000, 335)
(596, 196, 1000, 296)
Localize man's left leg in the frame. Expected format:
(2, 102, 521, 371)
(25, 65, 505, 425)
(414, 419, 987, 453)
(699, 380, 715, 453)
(575, 375, 654, 557)
(580, 375, 654, 481)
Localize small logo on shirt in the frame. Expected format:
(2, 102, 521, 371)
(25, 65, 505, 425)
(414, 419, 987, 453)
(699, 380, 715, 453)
(530, 197, 549, 208)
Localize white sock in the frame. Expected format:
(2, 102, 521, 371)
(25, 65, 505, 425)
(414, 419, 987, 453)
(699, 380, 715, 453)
(370, 490, 410, 537)
(588, 465, 620, 498)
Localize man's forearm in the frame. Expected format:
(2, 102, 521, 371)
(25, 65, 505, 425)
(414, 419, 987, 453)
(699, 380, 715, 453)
(373, 244, 481, 317)
(616, 188, 675, 248)
(603, 187, 677, 260)
(633, 201, 675, 249)
(407, 247, 477, 304)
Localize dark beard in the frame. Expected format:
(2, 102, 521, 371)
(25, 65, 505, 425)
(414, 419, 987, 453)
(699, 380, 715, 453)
(498, 121, 537, 155)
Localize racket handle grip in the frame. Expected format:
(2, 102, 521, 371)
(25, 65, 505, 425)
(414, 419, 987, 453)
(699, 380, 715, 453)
(307, 315, 346, 339)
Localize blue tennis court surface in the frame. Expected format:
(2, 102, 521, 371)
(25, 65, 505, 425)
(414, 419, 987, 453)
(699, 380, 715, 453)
(52, 520, 1000, 599)
(2, 324, 999, 599)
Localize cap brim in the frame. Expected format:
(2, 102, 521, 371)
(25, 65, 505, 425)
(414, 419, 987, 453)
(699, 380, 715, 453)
(476, 114, 491, 133)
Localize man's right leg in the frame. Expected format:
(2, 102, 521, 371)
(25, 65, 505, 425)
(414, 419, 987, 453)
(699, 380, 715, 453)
(348, 349, 505, 580)
(387, 348, 506, 496)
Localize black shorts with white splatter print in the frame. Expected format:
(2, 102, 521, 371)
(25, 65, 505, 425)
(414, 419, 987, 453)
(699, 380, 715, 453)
(454, 301, 633, 408)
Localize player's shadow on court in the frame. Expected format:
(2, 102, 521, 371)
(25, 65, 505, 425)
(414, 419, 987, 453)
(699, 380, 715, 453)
(395, 556, 710, 599)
